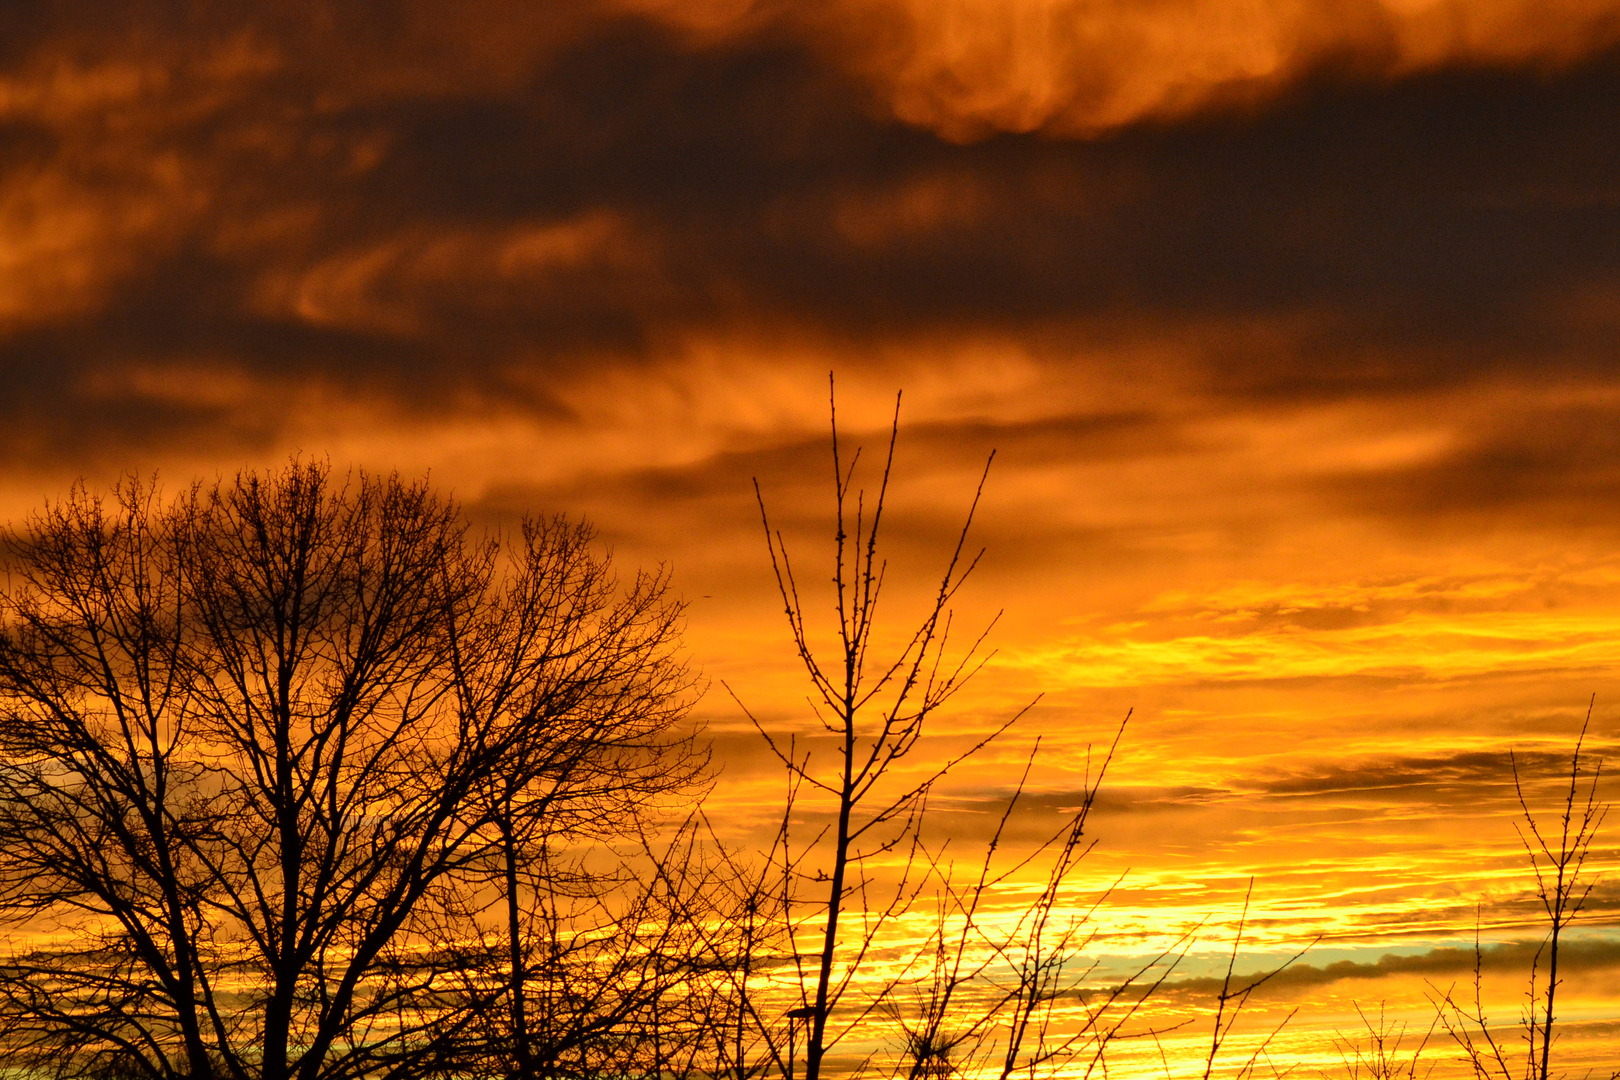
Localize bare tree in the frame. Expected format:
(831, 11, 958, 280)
(736, 385, 1013, 1080)
(0, 463, 701, 1080)
(731, 381, 1183, 1080)
(1333, 1002, 1437, 1080)
(1431, 705, 1609, 1080)
(1512, 711, 1606, 1080)
(1194, 882, 1313, 1080)
(879, 728, 1199, 1080)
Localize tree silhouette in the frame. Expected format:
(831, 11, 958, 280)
(732, 382, 1176, 1080)
(0, 462, 700, 1080)
(1431, 707, 1610, 1080)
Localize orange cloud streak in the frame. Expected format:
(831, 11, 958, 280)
(617, 0, 1620, 137)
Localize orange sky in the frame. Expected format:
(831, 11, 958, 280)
(2, 2, 1619, 1074)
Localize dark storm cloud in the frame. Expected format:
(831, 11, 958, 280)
(2, 0, 1620, 472)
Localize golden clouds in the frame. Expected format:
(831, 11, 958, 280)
(1015, 575, 1620, 689)
(253, 210, 651, 336)
(0, 158, 176, 328)
(590, 0, 1620, 138)
(306, 0, 1620, 141)
(0, 54, 208, 329)
(803, 0, 1620, 138)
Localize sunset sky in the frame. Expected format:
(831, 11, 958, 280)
(3, 1, 1620, 1074)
